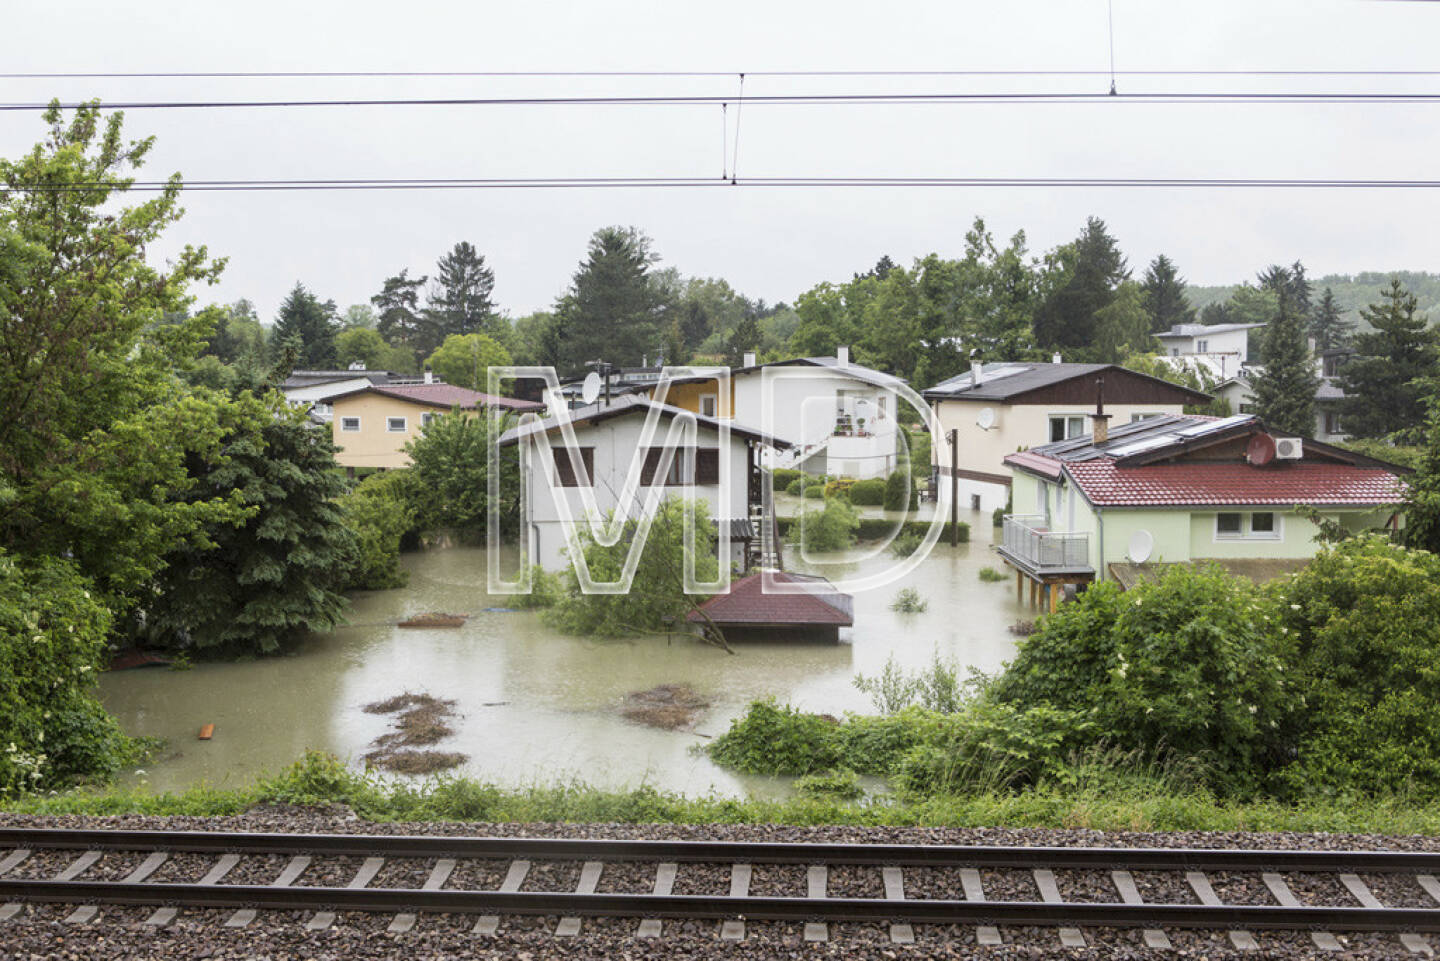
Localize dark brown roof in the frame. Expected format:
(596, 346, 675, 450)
(687, 571, 853, 627)
(497, 394, 793, 448)
(332, 383, 544, 412)
(923, 362, 1211, 405)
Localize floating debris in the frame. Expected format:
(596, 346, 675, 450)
(197, 724, 214, 741)
(1009, 620, 1038, 637)
(106, 648, 172, 671)
(362, 692, 467, 774)
(397, 612, 469, 628)
(620, 684, 710, 731)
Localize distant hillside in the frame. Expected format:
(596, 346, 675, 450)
(1187, 271, 1440, 328)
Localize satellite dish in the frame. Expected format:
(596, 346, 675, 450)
(1128, 529, 1155, 564)
(1246, 433, 1276, 466)
(976, 407, 997, 431)
(580, 371, 602, 405)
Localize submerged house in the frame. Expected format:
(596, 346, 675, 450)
(998, 413, 1408, 609)
(498, 394, 793, 572)
(687, 571, 854, 643)
(923, 361, 1212, 513)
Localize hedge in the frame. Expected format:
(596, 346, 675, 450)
(776, 516, 969, 543)
(848, 478, 887, 505)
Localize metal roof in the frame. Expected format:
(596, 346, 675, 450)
(497, 393, 794, 449)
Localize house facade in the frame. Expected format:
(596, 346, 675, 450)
(1154, 322, 1264, 378)
(998, 413, 1407, 604)
(498, 395, 792, 572)
(923, 361, 1212, 513)
(331, 382, 543, 472)
(643, 347, 904, 480)
(281, 367, 404, 421)
(1211, 347, 1353, 444)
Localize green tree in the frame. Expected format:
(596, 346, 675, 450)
(1338, 279, 1438, 442)
(427, 241, 498, 341)
(423, 333, 513, 391)
(339, 471, 416, 591)
(1140, 254, 1195, 333)
(1032, 216, 1129, 350)
(1311, 287, 1348, 351)
(510, 310, 559, 367)
(273, 283, 339, 369)
(1401, 387, 1440, 554)
(1250, 291, 1319, 436)
(553, 227, 666, 374)
(336, 327, 406, 372)
(959, 221, 1039, 365)
(789, 282, 865, 358)
(404, 410, 518, 535)
(1092, 281, 1157, 363)
(724, 312, 762, 367)
(0, 103, 249, 609)
(662, 317, 690, 366)
(342, 304, 378, 329)
(203, 299, 267, 366)
(372, 270, 428, 352)
(140, 403, 354, 656)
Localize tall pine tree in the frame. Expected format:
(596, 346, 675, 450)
(1250, 290, 1319, 437)
(372, 269, 427, 354)
(429, 241, 498, 342)
(272, 283, 339, 370)
(553, 227, 665, 374)
(1140, 254, 1195, 332)
(1311, 286, 1349, 352)
(1338, 278, 1439, 442)
(1032, 216, 1129, 350)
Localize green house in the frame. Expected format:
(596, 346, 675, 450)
(999, 414, 1408, 603)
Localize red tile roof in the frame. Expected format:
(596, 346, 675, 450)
(687, 571, 853, 627)
(1005, 450, 1064, 480)
(1064, 459, 1406, 507)
(368, 383, 544, 412)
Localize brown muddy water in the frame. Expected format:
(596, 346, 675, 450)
(100, 505, 1028, 797)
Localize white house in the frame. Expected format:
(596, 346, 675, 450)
(643, 347, 905, 480)
(1155, 322, 1264, 379)
(498, 395, 793, 572)
(922, 360, 1212, 514)
(281, 366, 405, 421)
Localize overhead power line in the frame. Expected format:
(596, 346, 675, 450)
(7, 176, 1440, 192)
(8, 69, 1440, 79)
(7, 91, 1440, 111)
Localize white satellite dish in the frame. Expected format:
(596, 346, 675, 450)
(580, 371, 603, 405)
(976, 407, 997, 431)
(1128, 529, 1155, 564)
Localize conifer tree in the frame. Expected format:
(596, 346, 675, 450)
(1310, 286, 1349, 352)
(429, 241, 498, 342)
(1032, 217, 1129, 349)
(1338, 279, 1439, 442)
(553, 227, 665, 374)
(1251, 291, 1319, 437)
(1140, 254, 1195, 332)
(273, 283, 340, 369)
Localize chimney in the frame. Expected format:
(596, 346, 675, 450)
(1092, 375, 1112, 445)
(1052, 352, 1062, 364)
(971, 358, 984, 387)
(742, 350, 757, 368)
(423, 366, 434, 385)
(837, 345, 850, 367)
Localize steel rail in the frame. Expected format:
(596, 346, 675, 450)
(1, 880, 1438, 932)
(3, 828, 1440, 873)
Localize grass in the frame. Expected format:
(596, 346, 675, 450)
(11, 751, 1440, 837)
(978, 566, 1008, 582)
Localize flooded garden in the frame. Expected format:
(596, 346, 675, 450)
(100, 505, 1029, 798)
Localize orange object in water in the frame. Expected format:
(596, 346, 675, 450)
(198, 724, 214, 740)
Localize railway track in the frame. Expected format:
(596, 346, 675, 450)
(2, 827, 1440, 952)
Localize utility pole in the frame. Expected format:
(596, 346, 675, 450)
(948, 427, 959, 547)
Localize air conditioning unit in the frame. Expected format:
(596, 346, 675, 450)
(1275, 437, 1303, 460)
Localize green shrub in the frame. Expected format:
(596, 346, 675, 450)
(978, 566, 1007, 583)
(795, 768, 864, 801)
(1274, 537, 1440, 796)
(848, 478, 887, 505)
(775, 516, 969, 545)
(990, 564, 1291, 795)
(771, 468, 803, 490)
(824, 478, 856, 500)
(787, 498, 860, 552)
(708, 701, 846, 775)
(785, 477, 806, 495)
(801, 484, 826, 499)
(340, 471, 415, 590)
(890, 588, 928, 614)
(905, 429, 932, 480)
(889, 531, 924, 557)
(854, 652, 963, 714)
(0, 552, 133, 794)
(883, 470, 913, 510)
(511, 565, 563, 610)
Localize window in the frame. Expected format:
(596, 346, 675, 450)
(1239, 403, 1256, 414)
(1130, 412, 1161, 423)
(1048, 415, 1086, 443)
(1197, 339, 1209, 353)
(696, 448, 719, 485)
(1216, 512, 1281, 540)
(641, 447, 694, 486)
(1324, 411, 1343, 435)
(421, 412, 436, 428)
(877, 396, 887, 420)
(340, 416, 361, 432)
(699, 394, 718, 418)
(1170, 347, 1179, 357)
(387, 416, 407, 432)
(552, 447, 594, 487)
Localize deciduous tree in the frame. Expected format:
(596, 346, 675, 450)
(424, 333, 513, 391)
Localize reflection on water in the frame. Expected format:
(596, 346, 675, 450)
(100, 509, 1025, 796)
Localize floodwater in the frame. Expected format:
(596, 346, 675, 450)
(100, 505, 1028, 797)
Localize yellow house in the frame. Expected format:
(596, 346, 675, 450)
(330, 383, 544, 472)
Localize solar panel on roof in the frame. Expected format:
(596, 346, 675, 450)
(1175, 414, 1252, 437)
(1106, 434, 1179, 457)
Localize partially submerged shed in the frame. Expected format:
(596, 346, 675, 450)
(687, 571, 853, 643)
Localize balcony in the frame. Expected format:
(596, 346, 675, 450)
(998, 514, 1093, 575)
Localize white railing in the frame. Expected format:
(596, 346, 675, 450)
(1000, 514, 1091, 571)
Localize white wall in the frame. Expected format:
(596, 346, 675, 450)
(522, 412, 753, 571)
(734, 367, 898, 479)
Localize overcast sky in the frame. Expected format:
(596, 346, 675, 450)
(5, 0, 1440, 323)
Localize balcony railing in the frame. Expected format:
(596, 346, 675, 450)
(999, 514, 1092, 573)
